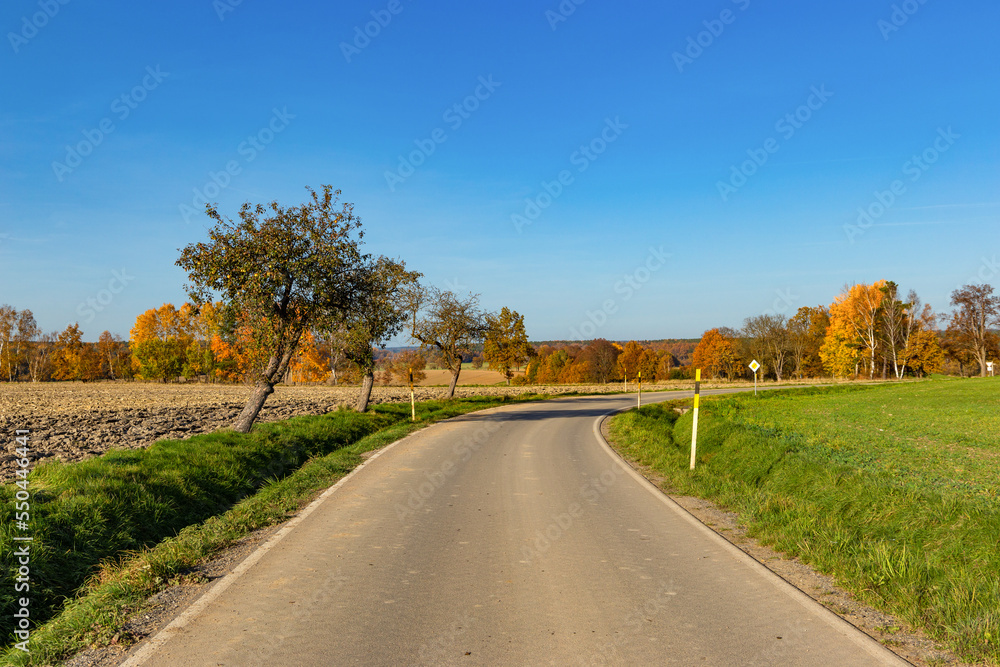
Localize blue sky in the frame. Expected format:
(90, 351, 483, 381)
(2, 0, 998, 342)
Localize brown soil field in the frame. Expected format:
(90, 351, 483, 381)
(0, 380, 620, 482)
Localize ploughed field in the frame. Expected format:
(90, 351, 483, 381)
(0, 381, 627, 481)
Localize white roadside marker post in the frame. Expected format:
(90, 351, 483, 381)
(409, 369, 415, 421)
(689, 369, 701, 470)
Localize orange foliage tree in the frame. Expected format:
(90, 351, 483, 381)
(692, 329, 738, 379)
(97, 330, 131, 380)
(526, 348, 572, 384)
(618, 341, 662, 383)
(618, 341, 644, 384)
(288, 330, 330, 383)
(788, 306, 829, 378)
(51, 324, 100, 381)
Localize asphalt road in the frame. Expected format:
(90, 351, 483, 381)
(128, 390, 909, 666)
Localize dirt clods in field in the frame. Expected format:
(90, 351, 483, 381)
(0, 381, 630, 482)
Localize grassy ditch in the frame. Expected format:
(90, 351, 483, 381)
(608, 378, 1000, 665)
(1, 395, 538, 665)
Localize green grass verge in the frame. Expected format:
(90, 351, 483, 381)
(1, 395, 544, 665)
(608, 378, 1000, 665)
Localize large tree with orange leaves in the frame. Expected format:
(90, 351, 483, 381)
(288, 330, 330, 384)
(617, 341, 644, 384)
(617, 341, 660, 383)
(692, 328, 738, 379)
(788, 306, 829, 378)
(51, 324, 101, 381)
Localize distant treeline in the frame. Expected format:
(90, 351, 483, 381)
(4, 280, 995, 384)
(516, 339, 688, 385)
(689, 281, 1000, 381)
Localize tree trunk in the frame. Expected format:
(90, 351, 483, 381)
(445, 367, 460, 399)
(356, 371, 375, 412)
(325, 349, 342, 385)
(233, 380, 275, 433)
(232, 349, 293, 433)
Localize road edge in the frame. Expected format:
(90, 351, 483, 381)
(591, 406, 914, 667)
(114, 398, 547, 666)
(117, 423, 425, 667)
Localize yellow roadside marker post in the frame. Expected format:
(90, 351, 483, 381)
(689, 369, 701, 470)
(637, 371, 642, 411)
(409, 369, 415, 421)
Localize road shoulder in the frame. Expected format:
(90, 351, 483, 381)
(598, 415, 974, 667)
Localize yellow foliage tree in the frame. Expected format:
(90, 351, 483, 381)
(824, 282, 886, 379)
(819, 313, 860, 378)
(130, 303, 195, 381)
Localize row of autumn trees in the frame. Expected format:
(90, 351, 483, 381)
(691, 280, 1000, 381)
(525, 339, 683, 385)
(0, 304, 134, 383)
(123, 299, 534, 390)
(0, 302, 510, 389)
(166, 186, 535, 432)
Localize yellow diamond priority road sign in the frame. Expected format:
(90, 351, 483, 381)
(749, 360, 761, 373)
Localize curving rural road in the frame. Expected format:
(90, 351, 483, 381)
(127, 391, 908, 666)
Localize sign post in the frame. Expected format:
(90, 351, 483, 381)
(409, 369, 415, 421)
(749, 359, 761, 396)
(989, 361, 995, 377)
(689, 369, 701, 470)
(637, 371, 642, 411)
